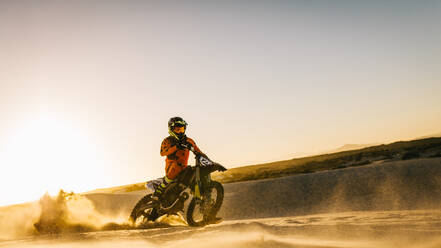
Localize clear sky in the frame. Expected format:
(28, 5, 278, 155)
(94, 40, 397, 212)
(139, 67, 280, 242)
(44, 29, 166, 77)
(1, 0, 440, 206)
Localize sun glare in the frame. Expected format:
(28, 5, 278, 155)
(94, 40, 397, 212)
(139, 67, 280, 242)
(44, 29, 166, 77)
(0, 116, 108, 206)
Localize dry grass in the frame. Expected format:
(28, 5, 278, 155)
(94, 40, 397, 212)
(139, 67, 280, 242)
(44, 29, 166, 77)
(212, 137, 441, 183)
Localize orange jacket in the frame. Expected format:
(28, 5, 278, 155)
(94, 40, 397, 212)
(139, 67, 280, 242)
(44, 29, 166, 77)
(160, 136, 203, 179)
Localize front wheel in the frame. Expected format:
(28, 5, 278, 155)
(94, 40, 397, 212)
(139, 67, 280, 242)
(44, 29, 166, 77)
(186, 181, 224, 227)
(129, 194, 159, 226)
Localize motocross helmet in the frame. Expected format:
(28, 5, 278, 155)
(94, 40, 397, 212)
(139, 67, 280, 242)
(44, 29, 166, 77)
(168, 117, 188, 140)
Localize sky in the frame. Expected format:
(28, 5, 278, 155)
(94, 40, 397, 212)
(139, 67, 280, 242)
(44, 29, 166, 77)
(0, 0, 440, 206)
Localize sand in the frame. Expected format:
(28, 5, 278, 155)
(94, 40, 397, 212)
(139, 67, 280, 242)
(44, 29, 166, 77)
(1, 158, 440, 247)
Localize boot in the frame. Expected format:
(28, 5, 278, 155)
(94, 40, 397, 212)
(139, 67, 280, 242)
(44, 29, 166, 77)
(151, 187, 164, 202)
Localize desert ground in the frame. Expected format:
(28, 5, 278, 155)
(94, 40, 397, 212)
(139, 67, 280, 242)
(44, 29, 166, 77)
(1, 157, 440, 248)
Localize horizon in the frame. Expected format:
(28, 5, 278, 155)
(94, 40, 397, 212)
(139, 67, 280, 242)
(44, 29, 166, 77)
(1, 0, 440, 206)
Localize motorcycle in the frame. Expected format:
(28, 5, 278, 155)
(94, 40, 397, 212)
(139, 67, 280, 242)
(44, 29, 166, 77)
(129, 147, 227, 227)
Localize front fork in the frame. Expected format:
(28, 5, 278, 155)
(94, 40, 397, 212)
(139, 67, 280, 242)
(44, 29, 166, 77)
(194, 166, 202, 199)
(193, 167, 214, 217)
(193, 166, 211, 200)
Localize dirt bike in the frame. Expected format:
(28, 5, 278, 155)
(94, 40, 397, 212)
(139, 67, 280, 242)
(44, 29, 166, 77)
(129, 147, 227, 227)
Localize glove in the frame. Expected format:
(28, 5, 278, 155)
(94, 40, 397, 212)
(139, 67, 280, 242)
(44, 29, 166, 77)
(177, 140, 192, 150)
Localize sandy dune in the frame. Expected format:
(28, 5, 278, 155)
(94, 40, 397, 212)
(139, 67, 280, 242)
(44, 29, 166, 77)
(219, 157, 441, 219)
(2, 210, 441, 248)
(1, 158, 441, 247)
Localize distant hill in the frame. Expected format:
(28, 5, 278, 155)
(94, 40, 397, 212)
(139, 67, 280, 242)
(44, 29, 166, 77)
(86, 137, 441, 194)
(416, 132, 441, 139)
(321, 143, 382, 154)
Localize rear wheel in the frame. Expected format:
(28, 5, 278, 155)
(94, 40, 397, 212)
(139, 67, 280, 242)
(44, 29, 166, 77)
(129, 194, 159, 225)
(186, 181, 224, 226)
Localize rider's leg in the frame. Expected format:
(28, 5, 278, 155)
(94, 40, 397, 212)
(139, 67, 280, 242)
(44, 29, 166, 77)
(158, 176, 174, 194)
(152, 161, 182, 200)
(153, 175, 174, 198)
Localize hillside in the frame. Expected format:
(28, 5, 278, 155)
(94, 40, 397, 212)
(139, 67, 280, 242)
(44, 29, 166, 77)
(87, 137, 441, 194)
(213, 137, 441, 183)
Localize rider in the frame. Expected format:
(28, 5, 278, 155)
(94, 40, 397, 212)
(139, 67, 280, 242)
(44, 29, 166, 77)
(153, 117, 205, 200)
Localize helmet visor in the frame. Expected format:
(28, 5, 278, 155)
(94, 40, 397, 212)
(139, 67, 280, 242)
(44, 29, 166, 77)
(173, 126, 186, 134)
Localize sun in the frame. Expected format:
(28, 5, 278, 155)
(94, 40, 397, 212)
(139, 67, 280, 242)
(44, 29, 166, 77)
(0, 115, 109, 206)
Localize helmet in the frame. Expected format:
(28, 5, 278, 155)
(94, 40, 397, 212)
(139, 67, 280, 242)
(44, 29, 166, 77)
(168, 117, 188, 140)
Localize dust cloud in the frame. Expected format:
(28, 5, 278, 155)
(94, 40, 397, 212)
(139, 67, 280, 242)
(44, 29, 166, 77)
(33, 190, 130, 234)
(0, 190, 134, 240)
(0, 202, 40, 240)
(0, 189, 189, 241)
(32, 190, 188, 235)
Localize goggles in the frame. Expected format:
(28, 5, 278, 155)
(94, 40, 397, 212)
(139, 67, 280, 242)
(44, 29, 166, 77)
(171, 120, 187, 127)
(173, 126, 186, 134)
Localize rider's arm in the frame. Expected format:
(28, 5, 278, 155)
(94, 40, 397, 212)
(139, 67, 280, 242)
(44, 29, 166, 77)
(160, 138, 178, 156)
(186, 138, 205, 156)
